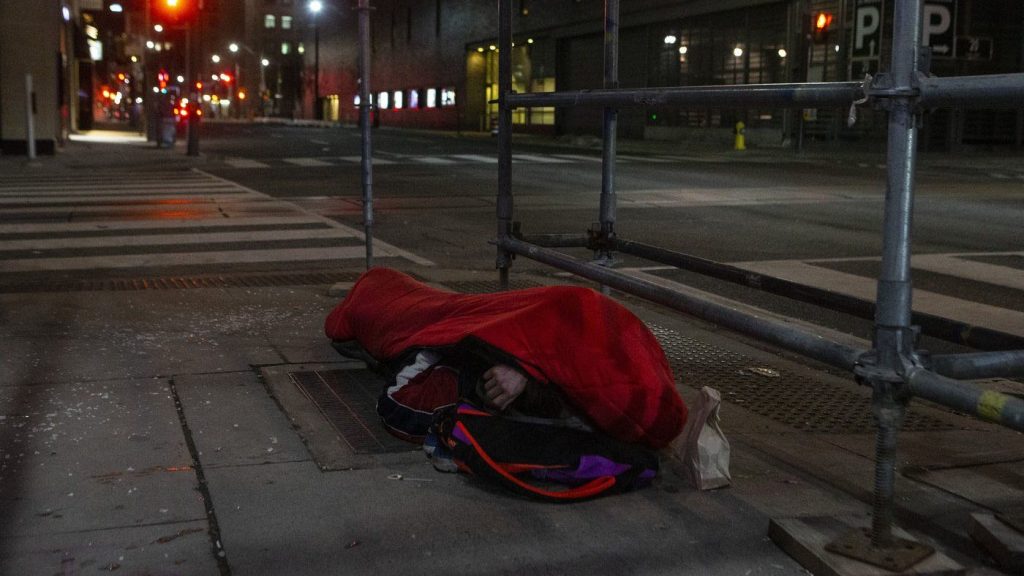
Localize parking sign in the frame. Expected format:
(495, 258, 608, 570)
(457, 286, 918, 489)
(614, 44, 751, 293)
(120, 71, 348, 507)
(923, 0, 957, 58)
(852, 0, 883, 60)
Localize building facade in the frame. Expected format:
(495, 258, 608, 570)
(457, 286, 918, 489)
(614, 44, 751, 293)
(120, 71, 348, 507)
(0, 0, 67, 154)
(305, 0, 1024, 150)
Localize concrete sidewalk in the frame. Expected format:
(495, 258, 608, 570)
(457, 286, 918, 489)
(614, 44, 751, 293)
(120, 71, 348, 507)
(1, 132, 1022, 575)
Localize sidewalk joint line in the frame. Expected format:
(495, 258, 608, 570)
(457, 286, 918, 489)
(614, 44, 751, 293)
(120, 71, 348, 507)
(168, 376, 233, 575)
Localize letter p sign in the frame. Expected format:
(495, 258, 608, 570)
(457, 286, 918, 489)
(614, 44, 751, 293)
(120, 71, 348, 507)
(923, 1, 955, 56)
(852, 2, 881, 59)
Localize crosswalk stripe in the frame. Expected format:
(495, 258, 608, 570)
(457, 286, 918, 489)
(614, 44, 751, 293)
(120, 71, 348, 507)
(284, 157, 335, 167)
(0, 198, 292, 215)
(0, 168, 435, 272)
(337, 155, 397, 165)
(617, 155, 676, 163)
(551, 154, 604, 163)
(511, 154, 572, 164)
(0, 182, 230, 193)
(0, 215, 325, 234)
(413, 157, 458, 165)
(0, 192, 259, 205)
(449, 154, 497, 164)
(731, 259, 1024, 337)
(868, 252, 1024, 292)
(225, 158, 271, 168)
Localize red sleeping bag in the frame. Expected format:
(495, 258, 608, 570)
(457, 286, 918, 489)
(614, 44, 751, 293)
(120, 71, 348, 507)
(324, 268, 687, 449)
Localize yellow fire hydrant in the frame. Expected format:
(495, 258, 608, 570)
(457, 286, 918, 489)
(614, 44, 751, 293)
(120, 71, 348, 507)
(734, 121, 746, 151)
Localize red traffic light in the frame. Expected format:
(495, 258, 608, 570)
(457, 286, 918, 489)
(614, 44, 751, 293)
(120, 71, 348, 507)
(811, 12, 833, 43)
(152, 0, 199, 24)
(814, 12, 833, 31)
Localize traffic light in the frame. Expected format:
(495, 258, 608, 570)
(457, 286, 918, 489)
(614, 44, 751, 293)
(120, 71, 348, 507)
(152, 0, 199, 25)
(812, 12, 833, 44)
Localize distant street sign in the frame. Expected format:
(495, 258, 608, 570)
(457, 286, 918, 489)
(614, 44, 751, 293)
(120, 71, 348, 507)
(923, 0, 957, 58)
(852, 0, 883, 60)
(956, 35, 993, 60)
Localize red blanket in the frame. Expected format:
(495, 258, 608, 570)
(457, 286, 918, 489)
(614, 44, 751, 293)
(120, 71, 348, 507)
(324, 268, 686, 448)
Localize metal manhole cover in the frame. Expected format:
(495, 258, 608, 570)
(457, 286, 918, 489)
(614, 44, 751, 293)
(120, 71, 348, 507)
(649, 325, 956, 434)
(289, 369, 412, 454)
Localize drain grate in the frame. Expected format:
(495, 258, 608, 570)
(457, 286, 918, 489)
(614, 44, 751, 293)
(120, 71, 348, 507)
(0, 271, 362, 293)
(443, 279, 544, 293)
(289, 369, 412, 454)
(650, 325, 957, 434)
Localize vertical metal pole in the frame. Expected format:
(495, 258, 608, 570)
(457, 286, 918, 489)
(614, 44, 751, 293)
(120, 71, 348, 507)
(598, 0, 619, 247)
(496, 0, 513, 289)
(25, 74, 36, 160)
(186, 26, 200, 156)
(314, 20, 321, 120)
(358, 0, 374, 269)
(869, 0, 922, 547)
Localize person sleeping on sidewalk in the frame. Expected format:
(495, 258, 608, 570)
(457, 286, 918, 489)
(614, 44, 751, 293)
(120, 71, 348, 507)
(324, 267, 687, 450)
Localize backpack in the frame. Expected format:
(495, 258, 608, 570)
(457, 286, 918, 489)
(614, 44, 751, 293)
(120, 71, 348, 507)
(434, 402, 660, 502)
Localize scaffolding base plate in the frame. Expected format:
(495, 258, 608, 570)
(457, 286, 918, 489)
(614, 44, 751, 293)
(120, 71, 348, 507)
(969, 513, 1024, 573)
(825, 527, 935, 572)
(769, 516, 965, 576)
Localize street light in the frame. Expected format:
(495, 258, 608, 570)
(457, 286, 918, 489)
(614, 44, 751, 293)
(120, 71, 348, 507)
(227, 43, 241, 117)
(308, 0, 322, 119)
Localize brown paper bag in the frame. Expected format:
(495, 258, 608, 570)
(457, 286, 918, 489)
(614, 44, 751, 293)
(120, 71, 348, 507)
(675, 386, 731, 490)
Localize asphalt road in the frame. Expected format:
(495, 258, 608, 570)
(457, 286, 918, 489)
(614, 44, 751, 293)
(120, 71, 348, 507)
(2, 122, 1021, 355)
(188, 122, 1024, 355)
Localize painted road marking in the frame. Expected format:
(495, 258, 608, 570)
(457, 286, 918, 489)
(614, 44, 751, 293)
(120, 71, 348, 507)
(0, 169, 435, 272)
(284, 157, 335, 167)
(449, 154, 498, 164)
(731, 258, 1024, 337)
(337, 155, 397, 165)
(225, 158, 271, 169)
(412, 157, 459, 165)
(511, 154, 573, 164)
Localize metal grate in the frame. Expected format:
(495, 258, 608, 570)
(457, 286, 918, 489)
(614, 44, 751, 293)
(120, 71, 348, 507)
(443, 279, 544, 293)
(650, 325, 957, 434)
(289, 369, 412, 454)
(0, 271, 362, 293)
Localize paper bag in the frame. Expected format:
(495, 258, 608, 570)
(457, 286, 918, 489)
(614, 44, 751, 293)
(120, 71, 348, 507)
(675, 386, 731, 490)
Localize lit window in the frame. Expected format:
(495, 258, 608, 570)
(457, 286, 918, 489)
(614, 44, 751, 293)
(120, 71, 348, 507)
(264, 14, 276, 28)
(281, 42, 290, 55)
(393, 91, 403, 109)
(408, 89, 419, 109)
(425, 88, 437, 108)
(282, 15, 292, 29)
(378, 91, 389, 109)
(441, 88, 455, 106)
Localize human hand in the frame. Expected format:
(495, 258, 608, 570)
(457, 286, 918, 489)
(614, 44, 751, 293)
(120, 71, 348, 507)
(481, 365, 528, 411)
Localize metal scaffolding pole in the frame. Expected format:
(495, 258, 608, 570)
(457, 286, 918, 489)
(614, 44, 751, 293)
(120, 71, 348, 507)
(829, 1, 935, 569)
(506, 81, 865, 109)
(496, 0, 514, 289)
(357, 0, 374, 269)
(596, 0, 619, 266)
(491, 0, 1024, 572)
(498, 236, 864, 372)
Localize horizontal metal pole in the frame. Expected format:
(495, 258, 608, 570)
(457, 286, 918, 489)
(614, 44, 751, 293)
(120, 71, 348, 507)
(613, 237, 1024, 352)
(499, 237, 865, 372)
(907, 367, 1024, 432)
(918, 73, 1024, 109)
(928, 350, 1024, 380)
(518, 233, 590, 248)
(506, 82, 864, 110)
